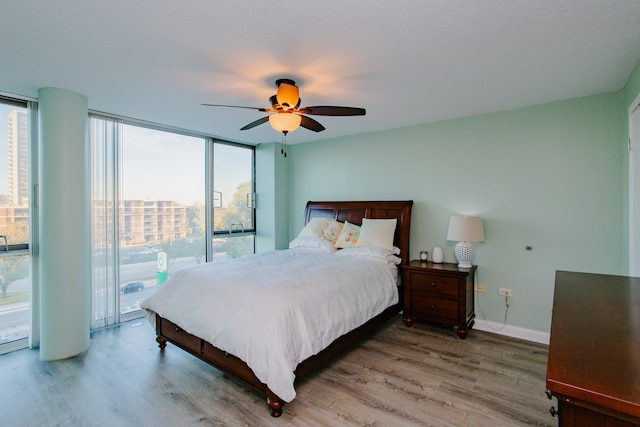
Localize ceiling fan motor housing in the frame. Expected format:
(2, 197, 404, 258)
(275, 79, 299, 110)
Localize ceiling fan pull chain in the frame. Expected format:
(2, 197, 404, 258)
(281, 132, 287, 158)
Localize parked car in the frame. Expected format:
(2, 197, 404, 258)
(121, 281, 145, 294)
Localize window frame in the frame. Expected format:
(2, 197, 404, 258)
(0, 96, 31, 252)
(89, 113, 256, 329)
(210, 139, 256, 238)
(0, 93, 38, 354)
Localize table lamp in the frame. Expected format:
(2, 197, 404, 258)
(447, 216, 484, 268)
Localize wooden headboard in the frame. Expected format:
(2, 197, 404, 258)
(304, 200, 413, 265)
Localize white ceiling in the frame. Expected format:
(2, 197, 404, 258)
(2, 0, 640, 145)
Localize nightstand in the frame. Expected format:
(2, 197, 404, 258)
(401, 260, 476, 339)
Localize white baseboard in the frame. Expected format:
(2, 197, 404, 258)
(473, 320, 550, 345)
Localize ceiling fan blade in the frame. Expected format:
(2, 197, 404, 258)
(300, 115, 326, 132)
(202, 103, 271, 112)
(298, 106, 366, 116)
(240, 116, 270, 130)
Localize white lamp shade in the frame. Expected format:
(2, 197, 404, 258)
(447, 216, 485, 242)
(269, 113, 301, 133)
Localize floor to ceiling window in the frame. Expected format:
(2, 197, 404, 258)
(117, 124, 207, 321)
(90, 116, 255, 328)
(0, 97, 33, 354)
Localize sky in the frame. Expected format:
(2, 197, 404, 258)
(0, 105, 252, 207)
(121, 124, 252, 207)
(121, 125, 205, 205)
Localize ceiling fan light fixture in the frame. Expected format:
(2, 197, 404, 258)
(269, 112, 301, 134)
(203, 78, 365, 134)
(276, 82, 299, 111)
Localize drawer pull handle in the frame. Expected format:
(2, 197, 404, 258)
(545, 389, 552, 400)
(549, 406, 558, 417)
(430, 282, 436, 287)
(430, 304, 436, 310)
(175, 327, 182, 333)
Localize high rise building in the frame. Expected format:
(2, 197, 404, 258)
(7, 109, 29, 207)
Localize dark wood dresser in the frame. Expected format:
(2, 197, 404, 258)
(401, 261, 475, 339)
(546, 270, 640, 426)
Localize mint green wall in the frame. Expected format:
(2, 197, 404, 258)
(274, 146, 290, 250)
(287, 92, 625, 333)
(623, 59, 640, 274)
(255, 142, 289, 252)
(625, 59, 640, 109)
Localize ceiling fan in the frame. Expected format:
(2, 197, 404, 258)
(202, 79, 366, 136)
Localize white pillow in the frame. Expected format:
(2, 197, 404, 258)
(336, 246, 401, 265)
(289, 236, 337, 252)
(297, 217, 328, 238)
(357, 218, 397, 250)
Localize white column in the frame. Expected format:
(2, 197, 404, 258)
(38, 87, 91, 361)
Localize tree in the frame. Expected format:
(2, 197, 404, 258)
(157, 181, 253, 265)
(156, 203, 207, 268)
(0, 256, 29, 299)
(3, 221, 29, 245)
(187, 203, 205, 239)
(216, 181, 253, 259)
(218, 181, 253, 233)
(0, 220, 30, 298)
(186, 203, 206, 264)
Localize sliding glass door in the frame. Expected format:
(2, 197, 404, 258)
(117, 124, 207, 320)
(91, 116, 255, 328)
(212, 143, 255, 259)
(0, 97, 32, 354)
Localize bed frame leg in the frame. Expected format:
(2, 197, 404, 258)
(156, 336, 167, 350)
(266, 388, 285, 417)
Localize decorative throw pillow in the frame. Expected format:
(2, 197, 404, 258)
(334, 221, 361, 249)
(322, 219, 344, 244)
(297, 217, 328, 238)
(357, 218, 397, 250)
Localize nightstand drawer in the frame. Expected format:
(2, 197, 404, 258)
(411, 294, 458, 320)
(408, 271, 459, 297)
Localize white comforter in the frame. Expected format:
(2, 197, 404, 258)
(141, 248, 399, 402)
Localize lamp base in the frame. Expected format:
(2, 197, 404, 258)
(454, 241, 474, 269)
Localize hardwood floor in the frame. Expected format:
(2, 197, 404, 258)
(0, 315, 554, 426)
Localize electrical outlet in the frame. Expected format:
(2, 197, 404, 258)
(498, 288, 512, 297)
(474, 284, 486, 292)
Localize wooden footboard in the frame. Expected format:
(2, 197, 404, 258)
(155, 298, 401, 417)
(155, 314, 286, 416)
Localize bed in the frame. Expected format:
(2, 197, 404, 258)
(141, 200, 413, 417)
